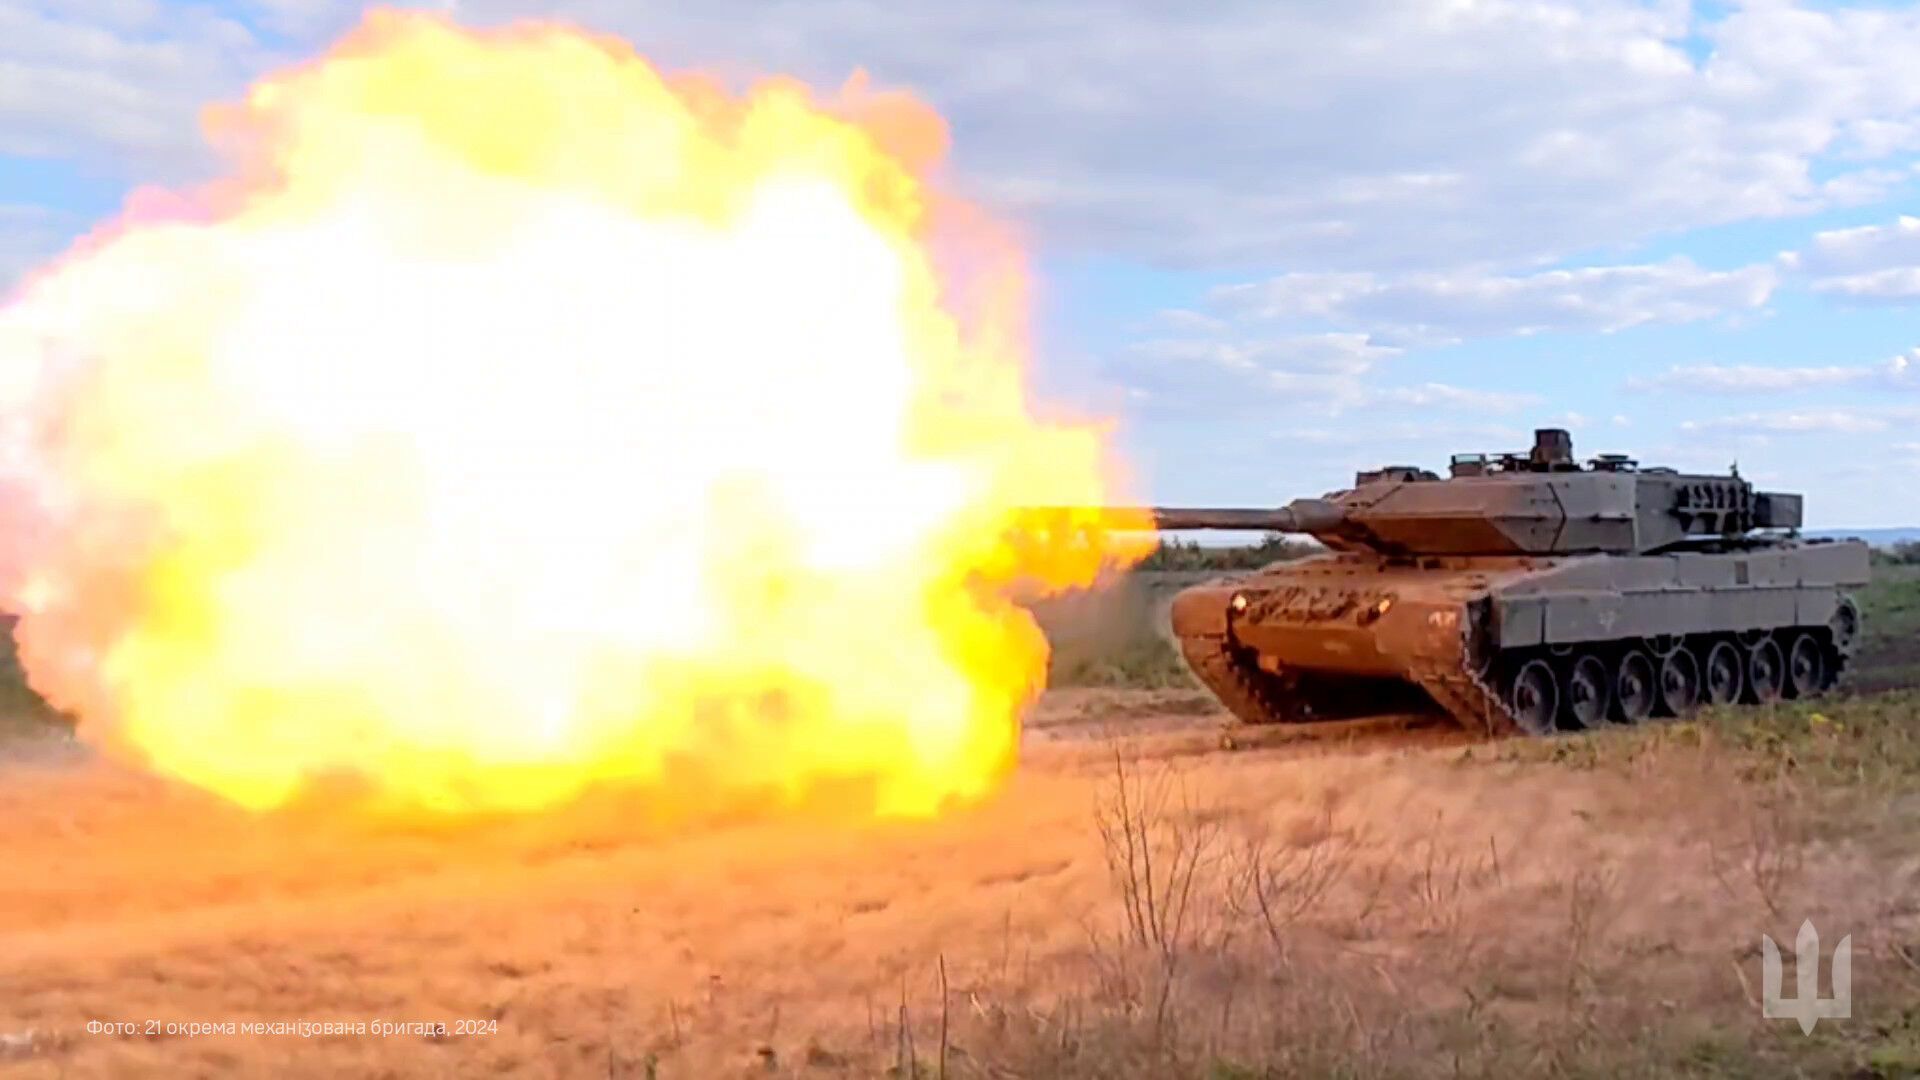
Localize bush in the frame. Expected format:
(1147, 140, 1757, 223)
(1137, 534, 1317, 572)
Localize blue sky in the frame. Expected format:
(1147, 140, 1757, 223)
(4, 0, 1920, 526)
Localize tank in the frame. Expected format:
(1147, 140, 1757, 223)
(1059, 428, 1870, 735)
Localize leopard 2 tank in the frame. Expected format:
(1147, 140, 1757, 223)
(1082, 428, 1869, 735)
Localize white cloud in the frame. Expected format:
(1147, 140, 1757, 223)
(1112, 333, 1402, 413)
(1679, 407, 1920, 435)
(1628, 350, 1920, 394)
(1628, 363, 1872, 393)
(1545, 411, 1591, 431)
(1109, 327, 1544, 424)
(1268, 422, 1534, 453)
(0, 2, 273, 180)
(1116, 256, 1749, 424)
(9, 1, 1920, 270)
(1374, 383, 1543, 413)
(1873, 349, 1920, 393)
(1820, 269, 1920, 302)
(1786, 215, 1920, 301)
(1211, 258, 1776, 345)
(472, 0, 1920, 268)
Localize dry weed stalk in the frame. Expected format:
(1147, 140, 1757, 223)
(1410, 821, 1469, 937)
(1708, 789, 1806, 920)
(936, 953, 949, 1080)
(894, 972, 916, 1079)
(1225, 803, 1356, 960)
(1561, 866, 1619, 1015)
(1093, 746, 1225, 956)
(1089, 745, 1228, 1039)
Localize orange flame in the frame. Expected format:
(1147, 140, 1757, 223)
(0, 11, 1151, 815)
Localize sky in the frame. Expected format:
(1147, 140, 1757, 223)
(3, 1, 1920, 527)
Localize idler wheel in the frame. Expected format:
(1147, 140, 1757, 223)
(1703, 640, 1744, 707)
(1785, 634, 1826, 700)
(1506, 658, 1559, 736)
(1612, 649, 1657, 724)
(1656, 648, 1701, 716)
(1828, 599, 1861, 655)
(1564, 654, 1611, 730)
(1746, 637, 1785, 704)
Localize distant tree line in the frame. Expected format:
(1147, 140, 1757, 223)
(1874, 540, 1920, 566)
(1137, 533, 1319, 572)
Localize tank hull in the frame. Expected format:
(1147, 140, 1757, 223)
(1171, 541, 1871, 735)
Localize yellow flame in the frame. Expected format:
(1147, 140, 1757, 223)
(0, 11, 1151, 815)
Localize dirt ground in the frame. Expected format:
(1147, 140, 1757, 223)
(4, 689, 1918, 1078)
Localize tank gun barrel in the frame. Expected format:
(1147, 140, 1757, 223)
(1143, 507, 1304, 531)
(1023, 499, 1346, 534)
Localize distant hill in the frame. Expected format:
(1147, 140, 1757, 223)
(1807, 527, 1920, 546)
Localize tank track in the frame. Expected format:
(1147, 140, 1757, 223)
(1177, 633, 1431, 727)
(1176, 634, 1302, 726)
(1405, 658, 1523, 738)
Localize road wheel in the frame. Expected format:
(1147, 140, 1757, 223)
(1657, 648, 1701, 716)
(1746, 637, 1785, 703)
(1784, 634, 1826, 700)
(1612, 649, 1657, 724)
(1703, 640, 1744, 707)
(1564, 654, 1611, 730)
(1506, 658, 1558, 736)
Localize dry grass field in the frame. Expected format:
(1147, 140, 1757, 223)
(0, 566, 1917, 1078)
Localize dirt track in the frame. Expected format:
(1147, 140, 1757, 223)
(2, 691, 1916, 1077)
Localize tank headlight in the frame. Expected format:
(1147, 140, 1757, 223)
(1373, 597, 1394, 618)
(1230, 593, 1249, 612)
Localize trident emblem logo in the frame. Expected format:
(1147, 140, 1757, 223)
(1762, 920, 1851, 1034)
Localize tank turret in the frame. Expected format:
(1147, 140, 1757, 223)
(1086, 429, 1805, 558)
(1040, 426, 1870, 741)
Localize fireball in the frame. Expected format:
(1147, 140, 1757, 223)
(0, 11, 1148, 814)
